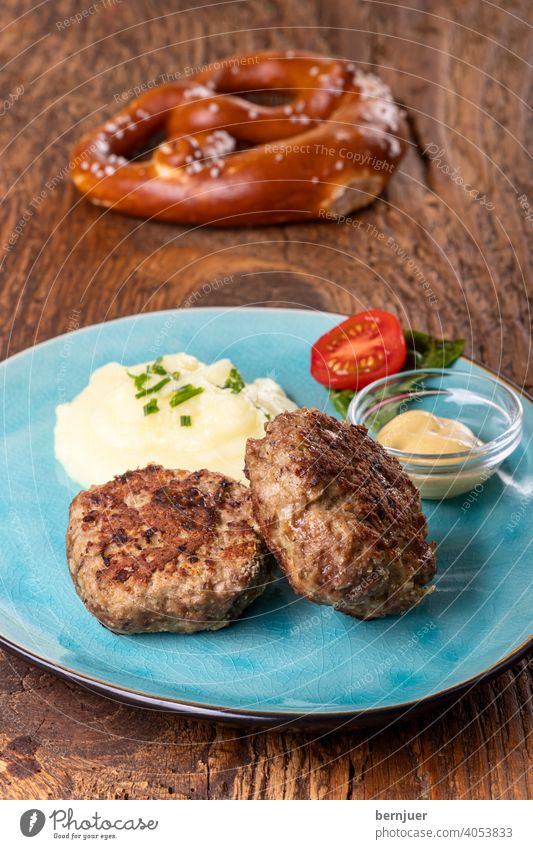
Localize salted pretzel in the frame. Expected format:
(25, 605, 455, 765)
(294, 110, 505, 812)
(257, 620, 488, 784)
(71, 51, 407, 226)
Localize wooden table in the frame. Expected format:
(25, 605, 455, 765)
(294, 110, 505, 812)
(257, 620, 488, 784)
(1, 0, 531, 800)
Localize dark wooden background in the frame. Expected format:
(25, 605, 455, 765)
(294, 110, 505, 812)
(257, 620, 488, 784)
(1, 0, 531, 800)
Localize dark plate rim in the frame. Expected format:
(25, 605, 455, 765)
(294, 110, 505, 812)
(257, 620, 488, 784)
(1, 631, 531, 729)
(1, 308, 532, 727)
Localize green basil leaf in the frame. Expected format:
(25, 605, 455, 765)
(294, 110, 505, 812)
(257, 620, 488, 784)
(404, 330, 464, 370)
(329, 389, 356, 418)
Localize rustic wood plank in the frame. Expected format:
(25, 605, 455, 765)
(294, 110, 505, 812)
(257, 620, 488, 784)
(0, 0, 531, 801)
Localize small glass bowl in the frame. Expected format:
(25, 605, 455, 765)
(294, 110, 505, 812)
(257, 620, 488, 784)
(347, 368, 523, 500)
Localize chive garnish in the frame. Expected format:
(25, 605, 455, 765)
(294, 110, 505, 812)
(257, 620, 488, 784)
(169, 384, 204, 407)
(150, 357, 167, 376)
(135, 376, 171, 398)
(143, 398, 159, 416)
(129, 358, 196, 413)
(180, 415, 192, 427)
(127, 371, 149, 391)
(223, 367, 245, 394)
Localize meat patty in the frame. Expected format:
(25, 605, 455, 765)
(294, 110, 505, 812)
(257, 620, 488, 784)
(67, 465, 274, 633)
(245, 409, 436, 619)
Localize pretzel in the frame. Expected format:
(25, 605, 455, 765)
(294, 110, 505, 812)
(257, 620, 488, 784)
(71, 51, 407, 226)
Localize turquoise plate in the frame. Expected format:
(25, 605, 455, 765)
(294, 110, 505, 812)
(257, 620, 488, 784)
(1, 308, 532, 729)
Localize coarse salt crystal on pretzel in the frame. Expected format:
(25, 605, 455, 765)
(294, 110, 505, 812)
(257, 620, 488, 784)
(70, 50, 407, 227)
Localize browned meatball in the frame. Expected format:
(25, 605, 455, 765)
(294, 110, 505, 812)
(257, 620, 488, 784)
(245, 409, 436, 619)
(67, 465, 274, 633)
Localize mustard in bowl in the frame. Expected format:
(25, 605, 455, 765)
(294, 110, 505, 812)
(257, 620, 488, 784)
(347, 368, 523, 500)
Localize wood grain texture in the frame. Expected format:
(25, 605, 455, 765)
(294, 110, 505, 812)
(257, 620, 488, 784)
(0, 0, 531, 800)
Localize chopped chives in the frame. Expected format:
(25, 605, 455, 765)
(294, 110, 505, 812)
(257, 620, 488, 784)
(150, 357, 168, 376)
(169, 384, 204, 407)
(143, 398, 159, 416)
(135, 376, 171, 398)
(180, 415, 192, 427)
(223, 367, 245, 394)
(127, 371, 149, 391)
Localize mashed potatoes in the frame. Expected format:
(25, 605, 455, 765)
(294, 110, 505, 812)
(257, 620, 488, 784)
(55, 353, 297, 488)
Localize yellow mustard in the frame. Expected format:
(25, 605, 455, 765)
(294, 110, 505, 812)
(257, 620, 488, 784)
(377, 410, 481, 455)
(377, 410, 489, 499)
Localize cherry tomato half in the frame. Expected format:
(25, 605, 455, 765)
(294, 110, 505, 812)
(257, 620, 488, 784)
(310, 309, 407, 390)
